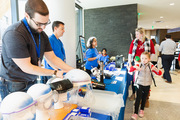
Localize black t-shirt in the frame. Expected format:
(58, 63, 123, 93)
(0, 20, 52, 82)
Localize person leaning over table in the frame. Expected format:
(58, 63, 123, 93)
(128, 27, 155, 107)
(85, 36, 101, 75)
(0, 0, 74, 100)
(41, 21, 66, 83)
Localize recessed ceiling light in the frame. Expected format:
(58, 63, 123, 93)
(154, 20, 164, 23)
(170, 3, 175, 6)
(160, 16, 163, 19)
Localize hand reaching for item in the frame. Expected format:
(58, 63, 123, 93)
(96, 54, 102, 59)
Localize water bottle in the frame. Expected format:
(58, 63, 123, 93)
(100, 61, 104, 83)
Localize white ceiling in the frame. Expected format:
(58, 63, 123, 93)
(77, 0, 180, 30)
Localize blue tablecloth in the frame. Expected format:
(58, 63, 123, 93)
(103, 67, 129, 120)
(91, 112, 112, 120)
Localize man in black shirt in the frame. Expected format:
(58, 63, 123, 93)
(0, 0, 73, 100)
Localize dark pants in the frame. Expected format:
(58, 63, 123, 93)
(0, 78, 37, 100)
(40, 76, 52, 84)
(161, 55, 174, 82)
(134, 85, 150, 114)
(151, 61, 157, 66)
(132, 79, 136, 94)
(128, 61, 136, 94)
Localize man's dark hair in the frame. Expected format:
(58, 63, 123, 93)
(52, 21, 65, 32)
(165, 34, 171, 39)
(25, 0, 49, 18)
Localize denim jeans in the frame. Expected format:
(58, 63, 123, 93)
(0, 78, 37, 100)
(40, 76, 52, 84)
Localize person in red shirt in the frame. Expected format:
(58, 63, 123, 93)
(128, 27, 155, 108)
(178, 53, 180, 73)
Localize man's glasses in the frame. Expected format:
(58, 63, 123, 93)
(31, 18, 51, 27)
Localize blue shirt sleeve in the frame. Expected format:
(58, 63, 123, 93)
(86, 49, 94, 59)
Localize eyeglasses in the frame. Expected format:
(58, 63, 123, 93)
(31, 18, 51, 27)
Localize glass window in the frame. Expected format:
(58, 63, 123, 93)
(18, 0, 27, 20)
(75, 3, 84, 68)
(0, 0, 12, 61)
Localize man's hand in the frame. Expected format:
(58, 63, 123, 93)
(56, 70, 64, 79)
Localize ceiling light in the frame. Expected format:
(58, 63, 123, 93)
(153, 20, 164, 23)
(160, 16, 163, 19)
(169, 3, 175, 6)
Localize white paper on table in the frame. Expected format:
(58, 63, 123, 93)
(119, 71, 126, 75)
(111, 80, 117, 84)
(115, 76, 123, 81)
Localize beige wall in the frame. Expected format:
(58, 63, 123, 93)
(44, 0, 76, 68)
(0, 0, 10, 18)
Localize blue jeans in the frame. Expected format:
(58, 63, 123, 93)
(40, 76, 52, 84)
(0, 78, 37, 100)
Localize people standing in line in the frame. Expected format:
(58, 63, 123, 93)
(150, 38, 160, 66)
(85, 37, 101, 75)
(0, 0, 74, 100)
(159, 34, 176, 83)
(128, 27, 155, 105)
(99, 48, 109, 65)
(41, 21, 66, 83)
(130, 52, 162, 120)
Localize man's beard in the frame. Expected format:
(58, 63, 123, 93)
(36, 28, 43, 33)
(29, 21, 43, 33)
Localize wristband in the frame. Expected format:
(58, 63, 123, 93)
(53, 70, 57, 76)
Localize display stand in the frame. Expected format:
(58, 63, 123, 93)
(76, 35, 86, 69)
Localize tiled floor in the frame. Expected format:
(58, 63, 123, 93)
(124, 69, 180, 120)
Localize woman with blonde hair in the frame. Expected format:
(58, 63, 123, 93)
(128, 27, 155, 106)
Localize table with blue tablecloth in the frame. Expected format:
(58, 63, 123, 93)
(103, 67, 130, 120)
(91, 65, 130, 120)
(62, 65, 130, 120)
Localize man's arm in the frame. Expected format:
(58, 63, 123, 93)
(12, 57, 56, 76)
(12, 51, 74, 78)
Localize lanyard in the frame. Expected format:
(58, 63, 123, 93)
(22, 18, 41, 58)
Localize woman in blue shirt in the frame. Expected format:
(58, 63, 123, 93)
(99, 48, 109, 65)
(85, 37, 101, 75)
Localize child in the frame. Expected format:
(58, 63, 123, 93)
(130, 52, 162, 120)
(99, 48, 109, 65)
